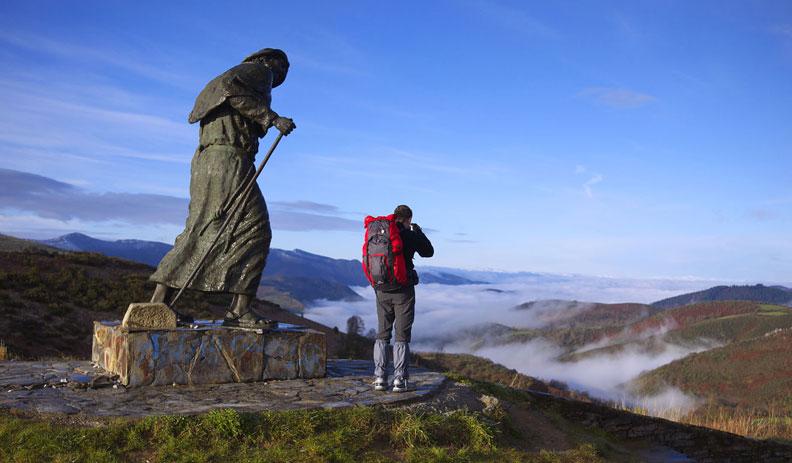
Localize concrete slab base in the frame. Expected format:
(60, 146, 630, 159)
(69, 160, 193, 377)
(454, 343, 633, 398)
(92, 320, 326, 387)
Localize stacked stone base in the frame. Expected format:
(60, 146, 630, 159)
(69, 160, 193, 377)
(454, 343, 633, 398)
(92, 320, 326, 387)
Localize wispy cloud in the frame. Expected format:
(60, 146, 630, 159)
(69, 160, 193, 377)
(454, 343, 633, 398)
(289, 53, 366, 77)
(270, 200, 341, 214)
(0, 77, 193, 165)
(579, 87, 656, 109)
(465, 0, 560, 39)
(583, 174, 604, 198)
(447, 238, 477, 244)
(746, 208, 778, 222)
(0, 30, 195, 89)
(383, 147, 506, 178)
(0, 168, 361, 233)
(574, 164, 604, 198)
(0, 79, 189, 138)
(289, 28, 370, 77)
(0, 168, 188, 224)
(770, 24, 792, 40)
(269, 211, 359, 232)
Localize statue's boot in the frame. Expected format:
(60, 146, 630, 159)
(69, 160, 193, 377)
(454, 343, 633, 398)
(222, 294, 278, 329)
(150, 283, 194, 324)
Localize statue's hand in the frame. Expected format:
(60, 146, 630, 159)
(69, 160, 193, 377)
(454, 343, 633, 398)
(273, 116, 296, 136)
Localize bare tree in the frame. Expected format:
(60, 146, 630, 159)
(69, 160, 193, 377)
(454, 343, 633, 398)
(346, 315, 364, 336)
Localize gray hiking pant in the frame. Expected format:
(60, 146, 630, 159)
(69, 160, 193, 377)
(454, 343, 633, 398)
(373, 285, 415, 380)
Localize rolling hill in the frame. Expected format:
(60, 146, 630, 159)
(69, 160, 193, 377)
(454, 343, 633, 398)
(0, 233, 60, 253)
(453, 299, 792, 367)
(630, 327, 792, 413)
(563, 301, 792, 361)
(651, 284, 792, 309)
(0, 244, 372, 360)
(514, 299, 664, 329)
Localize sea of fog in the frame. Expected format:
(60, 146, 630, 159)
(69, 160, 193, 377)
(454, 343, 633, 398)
(305, 275, 736, 412)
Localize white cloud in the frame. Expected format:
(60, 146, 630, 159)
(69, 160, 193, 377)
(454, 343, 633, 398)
(583, 174, 604, 198)
(460, 337, 709, 402)
(0, 30, 195, 89)
(579, 87, 656, 109)
(305, 274, 726, 342)
(306, 279, 721, 414)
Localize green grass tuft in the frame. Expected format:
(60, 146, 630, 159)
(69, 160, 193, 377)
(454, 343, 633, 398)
(0, 405, 607, 462)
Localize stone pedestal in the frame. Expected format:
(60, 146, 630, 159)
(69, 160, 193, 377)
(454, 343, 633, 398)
(92, 320, 326, 387)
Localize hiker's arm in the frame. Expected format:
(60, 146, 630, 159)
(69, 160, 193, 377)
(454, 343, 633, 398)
(410, 226, 434, 258)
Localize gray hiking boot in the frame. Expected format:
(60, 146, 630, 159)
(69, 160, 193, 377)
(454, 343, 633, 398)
(392, 376, 410, 393)
(373, 376, 388, 392)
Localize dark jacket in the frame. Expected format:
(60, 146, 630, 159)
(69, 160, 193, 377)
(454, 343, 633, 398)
(397, 222, 434, 285)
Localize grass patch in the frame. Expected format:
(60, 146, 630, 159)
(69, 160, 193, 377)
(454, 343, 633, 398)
(759, 304, 792, 313)
(757, 304, 792, 317)
(0, 407, 606, 462)
(624, 401, 792, 442)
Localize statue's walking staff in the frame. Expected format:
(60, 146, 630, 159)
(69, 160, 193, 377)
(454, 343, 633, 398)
(168, 132, 285, 311)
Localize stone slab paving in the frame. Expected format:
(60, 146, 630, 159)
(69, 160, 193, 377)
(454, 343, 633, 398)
(0, 359, 445, 418)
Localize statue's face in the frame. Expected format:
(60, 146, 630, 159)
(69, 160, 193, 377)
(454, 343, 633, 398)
(265, 57, 287, 83)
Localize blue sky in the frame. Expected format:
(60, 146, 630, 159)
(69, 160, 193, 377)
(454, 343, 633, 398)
(0, 1, 791, 281)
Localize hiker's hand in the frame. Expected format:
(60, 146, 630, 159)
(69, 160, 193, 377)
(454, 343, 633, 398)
(410, 223, 421, 232)
(274, 117, 296, 135)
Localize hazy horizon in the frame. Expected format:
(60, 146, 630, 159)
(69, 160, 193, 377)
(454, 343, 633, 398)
(5, 225, 790, 287)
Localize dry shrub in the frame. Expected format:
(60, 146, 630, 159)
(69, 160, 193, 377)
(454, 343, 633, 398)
(624, 401, 792, 441)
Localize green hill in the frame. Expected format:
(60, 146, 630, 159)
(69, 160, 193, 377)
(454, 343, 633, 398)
(495, 302, 663, 353)
(630, 328, 792, 413)
(562, 301, 792, 361)
(652, 284, 792, 309)
(514, 300, 663, 329)
(0, 233, 60, 253)
(0, 248, 369, 359)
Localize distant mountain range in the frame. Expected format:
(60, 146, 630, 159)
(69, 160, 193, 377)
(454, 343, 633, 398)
(33, 233, 483, 306)
(650, 284, 792, 309)
(41, 233, 172, 267)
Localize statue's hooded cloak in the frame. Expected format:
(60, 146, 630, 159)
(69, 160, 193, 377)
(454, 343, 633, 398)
(188, 48, 288, 124)
(150, 49, 288, 296)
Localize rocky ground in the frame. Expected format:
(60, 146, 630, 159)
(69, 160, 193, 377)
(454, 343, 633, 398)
(0, 359, 444, 420)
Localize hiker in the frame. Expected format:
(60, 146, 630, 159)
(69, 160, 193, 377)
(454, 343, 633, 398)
(149, 48, 295, 327)
(363, 205, 434, 392)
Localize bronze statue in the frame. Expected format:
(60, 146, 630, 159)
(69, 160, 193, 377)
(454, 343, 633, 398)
(149, 48, 295, 327)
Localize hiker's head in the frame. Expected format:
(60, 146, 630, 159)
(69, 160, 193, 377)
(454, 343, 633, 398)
(394, 205, 413, 228)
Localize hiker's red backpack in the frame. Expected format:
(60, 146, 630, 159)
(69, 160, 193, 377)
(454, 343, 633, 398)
(362, 214, 408, 290)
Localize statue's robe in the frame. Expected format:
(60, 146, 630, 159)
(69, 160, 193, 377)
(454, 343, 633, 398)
(150, 62, 279, 296)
